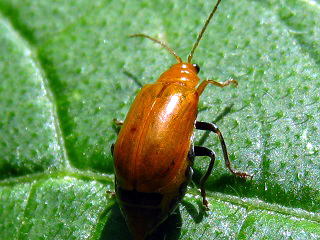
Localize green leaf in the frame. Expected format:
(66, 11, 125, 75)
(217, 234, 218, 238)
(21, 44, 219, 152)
(0, 0, 319, 239)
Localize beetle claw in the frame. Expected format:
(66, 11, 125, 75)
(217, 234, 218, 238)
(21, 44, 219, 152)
(234, 171, 253, 180)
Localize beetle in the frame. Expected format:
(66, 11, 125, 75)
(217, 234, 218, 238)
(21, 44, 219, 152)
(111, 0, 251, 239)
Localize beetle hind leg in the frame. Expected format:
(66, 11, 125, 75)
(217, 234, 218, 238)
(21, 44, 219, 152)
(194, 146, 216, 209)
(195, 121, 252, 179)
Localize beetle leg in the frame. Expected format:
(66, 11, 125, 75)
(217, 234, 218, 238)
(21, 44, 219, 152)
(112, 119, 123, 135)
(195, 121, 252, 179)
(113, 119, 124, 126)
(106, 190, 116, 198)
(197, 79, 238, 96)
(111, 143, 115, 156)
(194, 146, 216, 209)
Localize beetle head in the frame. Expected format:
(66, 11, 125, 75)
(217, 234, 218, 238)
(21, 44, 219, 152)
(157, 63, 200, 89)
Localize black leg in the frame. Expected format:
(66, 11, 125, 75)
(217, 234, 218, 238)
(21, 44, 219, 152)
(111, 143, 115, 156)
(195, 121, 252, 179)
(194, 146, 216, 208)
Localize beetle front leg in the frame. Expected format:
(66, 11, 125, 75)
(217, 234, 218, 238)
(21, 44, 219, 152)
(112, 119, 123, 135)
(195, 121, 252, 179)
(113, 119, 124, 126)
(197, 79, 238, 96)
(194, 146, 216, 209)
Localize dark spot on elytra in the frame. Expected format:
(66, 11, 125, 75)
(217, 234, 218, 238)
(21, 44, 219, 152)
(156, 159, 176, 178)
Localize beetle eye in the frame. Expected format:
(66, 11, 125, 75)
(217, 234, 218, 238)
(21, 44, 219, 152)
(192, 64, 200, 73)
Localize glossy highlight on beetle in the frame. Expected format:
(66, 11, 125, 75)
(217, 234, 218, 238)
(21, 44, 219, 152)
(111, 0, 251, 239)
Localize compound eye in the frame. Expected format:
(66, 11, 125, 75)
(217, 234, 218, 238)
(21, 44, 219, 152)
(192, 63, 200, 73)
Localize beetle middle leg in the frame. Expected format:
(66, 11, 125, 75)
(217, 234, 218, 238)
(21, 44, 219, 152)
(196, 121, 252, 179)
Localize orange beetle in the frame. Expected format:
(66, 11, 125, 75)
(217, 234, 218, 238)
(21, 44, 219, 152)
(112, 0, 251, 239)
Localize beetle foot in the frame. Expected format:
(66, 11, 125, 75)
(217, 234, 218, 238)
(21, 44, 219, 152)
(106, 190, 116, 199)
(234, 171, 253, 180)
(202, 199, 210, 211)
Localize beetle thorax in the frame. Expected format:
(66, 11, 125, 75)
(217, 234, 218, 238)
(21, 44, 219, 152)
(157, 63, 199, 89)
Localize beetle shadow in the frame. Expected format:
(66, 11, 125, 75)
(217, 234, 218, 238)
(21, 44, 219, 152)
(206, 174, 253, 195)
(181, 199, 207, 224)
(100, 202, 182, 240)
(192, 168, 253, 198)
(196, 104, 234, 146)
(123, 69, 144, 88)
(146, 209, 182, 240)
(99, 203, 132, 240)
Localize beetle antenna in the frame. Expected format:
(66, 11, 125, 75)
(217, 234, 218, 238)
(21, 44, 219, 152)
(130, 34, 182, 63)
(188, 0, 222, 62)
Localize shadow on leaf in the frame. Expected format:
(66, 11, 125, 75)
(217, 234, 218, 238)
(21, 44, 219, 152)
(146, 209, 182, 240)
(181, 199, 207, 224)
(100, 202, 182, 240)
(100, 203, 131, 240)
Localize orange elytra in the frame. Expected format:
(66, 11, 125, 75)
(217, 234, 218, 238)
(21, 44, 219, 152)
(111, 0, 251, 239)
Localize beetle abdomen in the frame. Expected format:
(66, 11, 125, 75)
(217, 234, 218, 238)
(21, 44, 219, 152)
(116, 173, 192, 240)
(114, 82, 198, 192)
(116, 186, 163, 239)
